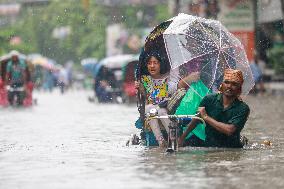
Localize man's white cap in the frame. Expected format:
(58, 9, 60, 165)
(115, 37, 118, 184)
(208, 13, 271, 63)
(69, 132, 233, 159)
(9, 50, 20, 57)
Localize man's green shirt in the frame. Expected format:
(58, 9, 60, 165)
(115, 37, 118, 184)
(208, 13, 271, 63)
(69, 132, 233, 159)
(200, 93, 250, 148)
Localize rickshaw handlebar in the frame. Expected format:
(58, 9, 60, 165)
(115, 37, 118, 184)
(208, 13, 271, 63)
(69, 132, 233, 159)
(147, 113, 206, 126)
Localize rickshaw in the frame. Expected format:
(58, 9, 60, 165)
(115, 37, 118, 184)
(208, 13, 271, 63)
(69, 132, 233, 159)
(95, 54, 138, 103)
(133, 14, 254, 152)
(0, 52, 34, 107)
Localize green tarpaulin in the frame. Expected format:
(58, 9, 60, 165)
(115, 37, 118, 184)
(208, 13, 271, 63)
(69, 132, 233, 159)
(175, 80, 211, 141)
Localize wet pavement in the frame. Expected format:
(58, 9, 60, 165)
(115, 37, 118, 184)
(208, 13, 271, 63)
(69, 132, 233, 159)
(0, 90, 283, 189)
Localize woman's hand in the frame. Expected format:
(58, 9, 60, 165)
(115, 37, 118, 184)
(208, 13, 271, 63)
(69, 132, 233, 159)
(183, 72, 200, 83)
(178, 72, 200, 89)
(100, 80, 109, 88)
(134, 81, 140, 89)
(135, 80, 145, 96)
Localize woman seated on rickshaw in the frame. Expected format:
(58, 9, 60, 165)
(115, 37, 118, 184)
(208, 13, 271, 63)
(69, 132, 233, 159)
(135, 51, 200, 147)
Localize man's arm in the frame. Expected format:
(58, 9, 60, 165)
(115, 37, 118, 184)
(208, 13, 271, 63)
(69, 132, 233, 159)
(199, 106, 249, 136)
(178, 119, 199, 146)
(5, 72, 11, 85)
(203, 115, 236, 136)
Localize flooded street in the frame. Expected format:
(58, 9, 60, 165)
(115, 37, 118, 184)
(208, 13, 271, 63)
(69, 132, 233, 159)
(0, 90, 284, 189)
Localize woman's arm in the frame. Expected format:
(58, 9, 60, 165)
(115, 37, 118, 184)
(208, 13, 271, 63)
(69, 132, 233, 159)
(135, 81, 145, 96)
(178, 72, 200, 89)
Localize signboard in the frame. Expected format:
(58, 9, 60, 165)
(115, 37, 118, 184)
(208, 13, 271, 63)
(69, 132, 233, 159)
(0, 4, 20, 16)
(96, 0, 166, 6)
(258, 0, 283, 23)
(218, 0, 255, 61)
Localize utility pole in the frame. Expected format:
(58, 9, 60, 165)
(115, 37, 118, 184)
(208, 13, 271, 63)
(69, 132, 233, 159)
(281, 0, 284, 32)
(174, 0, 180, 15)
(253, 0, 259, 56)
(281, 0, 284, 17)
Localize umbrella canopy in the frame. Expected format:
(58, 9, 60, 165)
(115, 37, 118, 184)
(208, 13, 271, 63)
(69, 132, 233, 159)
(98, 54, 139, 82)
(0, 51, 27, 62)
(0, 54, 11, 62)
(31, 57, 57, 71)
(140, 13, 254, 95)
(81, 58, 98, 76)
(100, 54, 139, 69)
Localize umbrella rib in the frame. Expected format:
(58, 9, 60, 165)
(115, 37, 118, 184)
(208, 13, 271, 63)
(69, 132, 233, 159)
(184, 33, 218, 49)
(221, 45, 243, 51)
(220, 50, 241, 67)
(198, 22, 220, 49)
(170, 48, 218, 69)
(211, 48, 221, 89)
(219, 25, 222, 52)
(221, 51, 233, 69)
(182, 49, 219, 71)
(189, 49, 219, 63)
(177, 74, 204, 98)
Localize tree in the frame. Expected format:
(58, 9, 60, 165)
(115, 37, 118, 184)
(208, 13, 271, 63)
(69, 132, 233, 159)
(0, 1, 170, 64)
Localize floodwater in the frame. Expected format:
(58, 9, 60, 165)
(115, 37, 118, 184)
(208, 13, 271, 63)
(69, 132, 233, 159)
(0, 90, 283, 189)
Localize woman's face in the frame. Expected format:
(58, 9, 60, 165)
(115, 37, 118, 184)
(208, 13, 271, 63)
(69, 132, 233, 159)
(147, 56, 161, 77)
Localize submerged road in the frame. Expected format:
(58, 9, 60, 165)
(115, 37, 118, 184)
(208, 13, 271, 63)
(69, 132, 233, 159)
(0, 90, 284, 189)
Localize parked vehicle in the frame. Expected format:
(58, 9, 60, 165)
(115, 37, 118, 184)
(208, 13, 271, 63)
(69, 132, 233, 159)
(121, 59, 138, 103)
(94, 54, 138, 103)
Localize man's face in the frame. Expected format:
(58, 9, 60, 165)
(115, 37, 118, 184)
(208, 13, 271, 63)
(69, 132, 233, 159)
(222, 80, 241, 97)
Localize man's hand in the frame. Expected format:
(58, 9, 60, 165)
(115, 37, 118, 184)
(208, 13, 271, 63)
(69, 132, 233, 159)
(178, 136, 185, 147)
(100, 80, 109, 88)
(198, 107, 208, 120)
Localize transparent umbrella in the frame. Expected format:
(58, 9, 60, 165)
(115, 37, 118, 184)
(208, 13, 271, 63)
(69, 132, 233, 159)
(164, 13, 254, 95)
